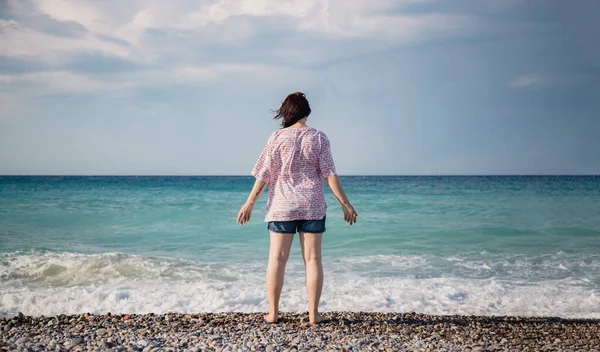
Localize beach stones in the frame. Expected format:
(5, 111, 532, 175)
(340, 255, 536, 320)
(1, 312, 599, 351)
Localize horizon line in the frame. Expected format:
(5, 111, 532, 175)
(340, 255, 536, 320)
(1, 174, 599, 177)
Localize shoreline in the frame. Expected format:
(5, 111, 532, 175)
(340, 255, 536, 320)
(2, 312, 599, 351)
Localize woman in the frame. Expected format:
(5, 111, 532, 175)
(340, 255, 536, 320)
(237, 92, 358, 325)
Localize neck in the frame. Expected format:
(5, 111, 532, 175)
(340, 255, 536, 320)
(288, 118, 308, 128)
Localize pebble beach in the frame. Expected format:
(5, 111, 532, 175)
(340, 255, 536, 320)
(2, 312, 599, 352)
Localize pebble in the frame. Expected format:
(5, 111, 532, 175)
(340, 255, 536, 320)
(69, 337, 84, 346)
(1, 312, 599, 351)
(16, 337, 29, 345)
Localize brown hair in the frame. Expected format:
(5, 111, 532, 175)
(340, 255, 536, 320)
(273, 92, 312, 128)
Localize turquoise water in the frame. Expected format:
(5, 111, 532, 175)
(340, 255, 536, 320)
(1, 176, 599, 318)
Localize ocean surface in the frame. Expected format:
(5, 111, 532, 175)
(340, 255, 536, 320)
(1, 176, 599, 318)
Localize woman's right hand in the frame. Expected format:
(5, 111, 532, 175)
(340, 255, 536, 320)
(325, 175, 357, 225)
(341, 203, 358, 225)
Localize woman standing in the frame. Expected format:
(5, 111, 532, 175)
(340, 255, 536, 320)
(237, 92, 358, 325)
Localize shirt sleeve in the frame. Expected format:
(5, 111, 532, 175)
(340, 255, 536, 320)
(251, 134, 274, 184)
(318, 133, 337, 179)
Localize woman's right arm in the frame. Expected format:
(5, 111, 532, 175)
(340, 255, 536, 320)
(326, 175, 358, 225)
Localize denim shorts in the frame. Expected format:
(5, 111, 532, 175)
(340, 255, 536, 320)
(267, 216, 326, 234)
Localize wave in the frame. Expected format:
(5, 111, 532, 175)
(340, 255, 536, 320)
(1, 251, 598, 318)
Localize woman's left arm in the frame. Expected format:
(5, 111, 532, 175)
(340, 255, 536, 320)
(237, 179, 267, 225)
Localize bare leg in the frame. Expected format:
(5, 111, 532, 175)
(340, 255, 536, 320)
(299, 232, 324, 324)
(265, 231, 294, 323)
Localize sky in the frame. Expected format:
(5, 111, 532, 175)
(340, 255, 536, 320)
(0, 0, 599, 175)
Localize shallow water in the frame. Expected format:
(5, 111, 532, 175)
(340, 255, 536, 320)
(1, 176, 599, 317)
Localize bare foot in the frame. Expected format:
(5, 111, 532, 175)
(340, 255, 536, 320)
(263, 313, 278, 323)
(309, 312, 323, 325)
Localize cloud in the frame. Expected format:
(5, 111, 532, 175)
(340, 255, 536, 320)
(180, 0, 469, 40)
(1, 0, 473, 64)
(3, 63, 316, 97)
(20, 14, 87, 38)
(508, 74, 546, 88)
(0, 75, 12, 84)
(0, 18, 130, 64)
(31, 0, 462, 41)
(0, 0, 477, 102)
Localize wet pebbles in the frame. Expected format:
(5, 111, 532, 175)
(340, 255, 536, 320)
(1, 311, 599, 351)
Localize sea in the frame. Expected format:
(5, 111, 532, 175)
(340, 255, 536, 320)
(1, 176, 599, 318)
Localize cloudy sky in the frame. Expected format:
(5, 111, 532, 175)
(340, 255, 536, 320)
(0, 0, 598, 175)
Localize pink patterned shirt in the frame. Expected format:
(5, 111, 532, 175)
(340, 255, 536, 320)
(252, 127, 337, 222)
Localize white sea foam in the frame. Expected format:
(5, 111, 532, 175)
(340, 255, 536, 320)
(1, 251, 598, 318)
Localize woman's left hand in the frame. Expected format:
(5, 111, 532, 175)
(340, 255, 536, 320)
(237, 202, 254, 225)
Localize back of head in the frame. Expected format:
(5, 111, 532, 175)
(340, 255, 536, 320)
(273, 92, 312, 128)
